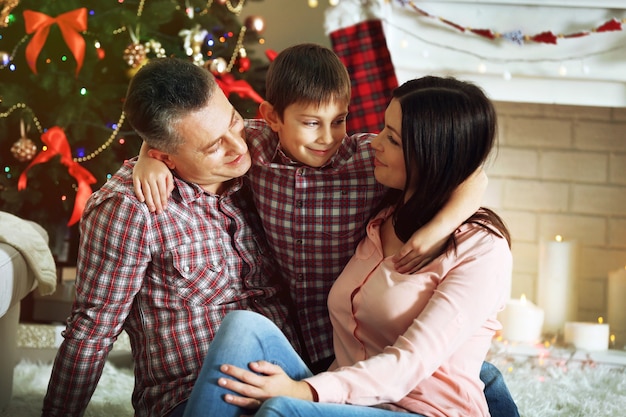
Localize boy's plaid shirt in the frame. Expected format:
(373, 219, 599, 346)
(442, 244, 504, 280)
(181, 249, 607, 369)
(246, 120, 387, 363)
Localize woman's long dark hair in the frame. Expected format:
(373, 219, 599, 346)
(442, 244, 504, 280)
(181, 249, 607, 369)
(389, 76, 510, 253)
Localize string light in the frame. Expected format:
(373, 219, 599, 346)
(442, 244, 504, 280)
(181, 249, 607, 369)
(225, 0, 244, 15)
(0, 103, 126, 163)
(307, 0, 340, 6)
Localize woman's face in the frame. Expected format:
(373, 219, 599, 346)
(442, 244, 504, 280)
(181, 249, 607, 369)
(371, 98, 407, 191)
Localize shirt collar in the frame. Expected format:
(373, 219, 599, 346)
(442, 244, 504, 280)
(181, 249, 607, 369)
(171, 173, 243, 203)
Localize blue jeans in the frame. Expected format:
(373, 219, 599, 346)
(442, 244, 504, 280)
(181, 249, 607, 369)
(177, 310, 518, 417)
(481, 362, 519, 417)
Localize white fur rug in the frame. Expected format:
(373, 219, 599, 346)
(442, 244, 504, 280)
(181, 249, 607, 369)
(1, 361, 134, 416)
(3, 349, 626, 417)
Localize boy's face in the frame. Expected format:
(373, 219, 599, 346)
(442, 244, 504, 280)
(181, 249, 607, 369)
(274, 100, 349, 168)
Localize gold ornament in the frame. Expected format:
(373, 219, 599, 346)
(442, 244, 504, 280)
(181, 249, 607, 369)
(126, 57, 148, 79)
(123, 42, 147, 68)
(1, 0, 19, 28)
(207, 57, 227, 74)
(11, 119, 37, 162)
(11, 137, 37, 162)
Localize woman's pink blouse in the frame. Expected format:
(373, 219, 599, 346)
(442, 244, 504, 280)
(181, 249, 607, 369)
(305, 209, 512, 417)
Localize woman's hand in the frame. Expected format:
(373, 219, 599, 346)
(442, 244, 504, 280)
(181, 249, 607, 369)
(218, 361, 316, 409)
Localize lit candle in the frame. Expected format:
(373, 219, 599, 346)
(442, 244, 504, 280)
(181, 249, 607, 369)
(536, 235, 579, 335)
(608, 266, 626, 348)
(564, 317, 610, 351)
(499, 294, 545, 343)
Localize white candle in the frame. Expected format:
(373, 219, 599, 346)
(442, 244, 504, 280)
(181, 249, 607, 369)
(536, 235, 578, 335)
(608, 266, 626, 348)
(499, 295, 545, 343)
(564, 318, 610, 351)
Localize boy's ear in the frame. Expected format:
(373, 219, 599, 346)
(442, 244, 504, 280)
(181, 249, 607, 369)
(259, 101, 281, 131)
(147, 148, 176, 169)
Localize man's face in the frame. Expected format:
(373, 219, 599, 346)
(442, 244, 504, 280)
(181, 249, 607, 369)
(167, 87, 250, 194)
(272, 100, 349, 168)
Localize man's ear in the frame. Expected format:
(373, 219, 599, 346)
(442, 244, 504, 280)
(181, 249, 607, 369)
(147, 148, 176, 169)
(259, 101, 281, 132)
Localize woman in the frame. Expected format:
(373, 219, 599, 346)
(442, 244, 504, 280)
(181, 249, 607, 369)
(182, 76, 512, 417)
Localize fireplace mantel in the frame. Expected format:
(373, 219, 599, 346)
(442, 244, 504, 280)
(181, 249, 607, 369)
(382, 1, 626, 107)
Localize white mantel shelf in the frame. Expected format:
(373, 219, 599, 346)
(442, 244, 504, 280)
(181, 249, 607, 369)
(383, 1, 626, 107)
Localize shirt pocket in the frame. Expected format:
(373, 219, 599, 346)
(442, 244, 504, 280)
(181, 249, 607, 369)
(314, 190, 373, 240)
(164, 242, 232, 306)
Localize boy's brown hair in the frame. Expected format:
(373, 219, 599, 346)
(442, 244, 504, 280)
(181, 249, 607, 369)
(265, 43, 351, 119)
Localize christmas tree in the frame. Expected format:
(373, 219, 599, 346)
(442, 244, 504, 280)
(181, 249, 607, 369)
(0, 0, 268, 261)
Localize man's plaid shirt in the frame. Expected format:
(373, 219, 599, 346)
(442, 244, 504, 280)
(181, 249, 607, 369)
(42, 159, 298, 417)
(246, 120, 387, 364)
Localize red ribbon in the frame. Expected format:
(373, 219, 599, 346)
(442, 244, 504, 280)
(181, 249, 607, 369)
(265, 49, 278, 61)
(215, 73, 264, 104)
(18, 126, 96, 226)
(23, 8, 87, 76)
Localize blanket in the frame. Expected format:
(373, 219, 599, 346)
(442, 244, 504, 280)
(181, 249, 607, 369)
(0, 212, 57, 295)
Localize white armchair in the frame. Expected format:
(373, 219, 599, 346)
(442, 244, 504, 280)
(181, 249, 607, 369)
(0, 212, 56, 410)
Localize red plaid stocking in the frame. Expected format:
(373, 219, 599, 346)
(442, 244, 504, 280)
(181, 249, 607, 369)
(330, 19, 398, 135)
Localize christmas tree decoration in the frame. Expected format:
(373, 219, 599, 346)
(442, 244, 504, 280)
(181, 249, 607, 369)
(23, 8, 88, 75)
(179, 23, 209, 65)
(244, 15, 264, 33)
(17, 126, 96, 226)
(207, 56, 228, 74)
(122, 42, 146, 68)
(1, 0, 20, 28)
(9, 118, 37, 162)
(0, 0, 269, 258)
(0, 50, 9, 65)
(10, 137, 37, 162)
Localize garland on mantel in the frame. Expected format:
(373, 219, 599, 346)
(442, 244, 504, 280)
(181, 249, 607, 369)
(396, 0, 626, 45)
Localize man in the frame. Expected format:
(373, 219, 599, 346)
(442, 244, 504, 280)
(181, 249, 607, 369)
(42, 57, 299, 417)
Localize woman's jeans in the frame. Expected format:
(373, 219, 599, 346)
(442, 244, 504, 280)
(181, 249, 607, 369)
(178, 310, 518, 417)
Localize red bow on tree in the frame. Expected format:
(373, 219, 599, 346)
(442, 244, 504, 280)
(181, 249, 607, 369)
(215, 73, 264, 104)
(23, 8, 87, 76)
(18, 126, 96, 226)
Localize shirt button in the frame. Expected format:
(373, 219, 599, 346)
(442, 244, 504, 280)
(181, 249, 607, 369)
(296, 200, 303, 208)
(183, 266, 190, 272)
(297, 273, 304, 281)
(296, 239, 303, 245)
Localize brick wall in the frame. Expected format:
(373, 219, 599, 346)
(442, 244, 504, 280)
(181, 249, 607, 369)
(484, 102, 626, 322)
